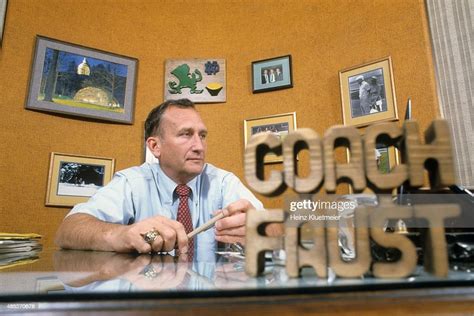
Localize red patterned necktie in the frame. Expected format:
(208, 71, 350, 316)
(176, 184, 194, 258)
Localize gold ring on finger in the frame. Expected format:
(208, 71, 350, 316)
(142, 229, 160, 244)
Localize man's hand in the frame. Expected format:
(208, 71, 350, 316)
(110, 215, 189, 254)
(214, 199, 254, 245)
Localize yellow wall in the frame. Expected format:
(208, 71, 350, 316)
(0, 0, 440, 247)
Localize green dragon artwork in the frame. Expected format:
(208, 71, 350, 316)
(168, 64, 203, 94)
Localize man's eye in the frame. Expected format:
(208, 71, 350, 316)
(200, 134, 207, 139)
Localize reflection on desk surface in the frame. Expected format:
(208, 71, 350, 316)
(0, 247, 473, 297)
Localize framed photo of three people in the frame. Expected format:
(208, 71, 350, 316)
(339, 56, 398, 127)
(252, 55, 293, 93)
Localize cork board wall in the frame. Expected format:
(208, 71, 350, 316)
(0, 0, 440, 247)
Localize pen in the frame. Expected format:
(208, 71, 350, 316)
(187, 209, 229, 239)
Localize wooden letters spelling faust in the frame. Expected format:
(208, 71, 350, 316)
(244, 120, 460, 278)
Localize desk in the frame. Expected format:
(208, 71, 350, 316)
(1, 248, 474, 315)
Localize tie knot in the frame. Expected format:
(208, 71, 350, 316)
(176, 184, 190, 197)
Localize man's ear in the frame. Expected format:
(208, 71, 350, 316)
(146, 136, 161, 159)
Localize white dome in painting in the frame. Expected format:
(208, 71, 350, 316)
(77, 58, 90, 76)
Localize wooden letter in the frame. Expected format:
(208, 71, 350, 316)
(285, 209, 327, 278)
(244, 133, 286, 196)
(370, 206, 417, 278)
(245, 209, 285, 277)
(414, 204, 460, 277)
(324, 126, 366, 191)
(327, 207, 371, 278)
(404, 120, 455, 188)
(364, 122, 408, 189)
(283, 128, 323, 193)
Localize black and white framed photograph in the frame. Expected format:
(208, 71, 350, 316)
(252, 55, 292, 93)
(46, 152, 115, 207)
(339, 57, 398, 127)
(26, 36, 138, 124)
(244, 112, 297, 163)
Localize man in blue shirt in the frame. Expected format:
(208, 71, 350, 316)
(55, 99, 263, 255)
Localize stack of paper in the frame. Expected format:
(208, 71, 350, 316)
(0, 233, 42, 269)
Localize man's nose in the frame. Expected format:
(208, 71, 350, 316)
(191, 134, 204, 151)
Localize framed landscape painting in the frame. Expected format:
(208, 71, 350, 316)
(26, 36, 138, 124)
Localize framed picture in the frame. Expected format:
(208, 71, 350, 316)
(339, 57, 398, 127)
(374, 145, 398, 174)
(244, 112, 297, 163)
(347, 144, 399, 194)
(0, 0, 7, 46)
(26, 36, 138, 124)
(252, 55, 293, 93)
(164, 59, 226, 103)
(46, 152, 115, 207)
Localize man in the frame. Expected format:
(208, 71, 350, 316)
(275, 68, 283, 81)
(55, 99, 262, 255)
(368, 76, 382, 112)
(269, 68, 276, 83)
(356, 75, 371, 115)
(261, 69, 269, 84)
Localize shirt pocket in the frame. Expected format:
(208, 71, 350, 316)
(199, 196, 223, 223)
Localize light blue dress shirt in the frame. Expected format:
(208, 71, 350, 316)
(68, 162, 263, 254)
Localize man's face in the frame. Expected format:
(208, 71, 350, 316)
(153, 107, 208, 184)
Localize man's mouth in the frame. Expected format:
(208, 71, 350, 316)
(187, 158, 203, 162)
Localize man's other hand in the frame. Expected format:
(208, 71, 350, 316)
(214, 199, 254, 245)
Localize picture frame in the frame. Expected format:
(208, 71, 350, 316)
(347, 144, 399, 194)
(374, 145, 398, 175)
(46, 152, 115, 207)
(252, 55, 293, 93)
(0, 0, 7, 46)
(244, 112, 297, 163)
(164, 59, 226, 103)
(26, 36, 138, 124)
(339, 57, 398, 127)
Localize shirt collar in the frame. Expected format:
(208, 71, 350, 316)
(152, 163, 200, 203)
